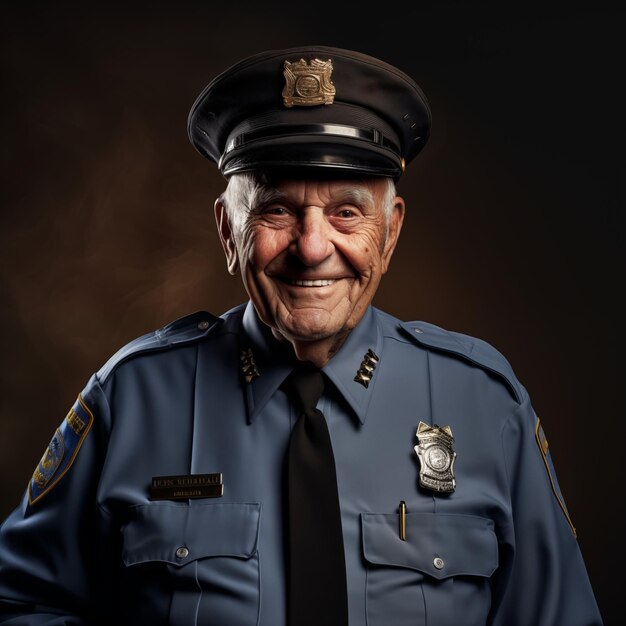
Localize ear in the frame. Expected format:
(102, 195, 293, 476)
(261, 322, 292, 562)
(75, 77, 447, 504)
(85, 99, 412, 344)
(214, 197, 239, 275)
(381, 196, 405, 274)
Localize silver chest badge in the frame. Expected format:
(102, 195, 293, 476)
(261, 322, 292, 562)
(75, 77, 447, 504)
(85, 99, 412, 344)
(414, 421, 456, 493)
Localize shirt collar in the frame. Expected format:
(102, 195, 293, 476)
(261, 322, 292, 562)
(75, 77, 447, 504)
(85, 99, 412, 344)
(240, 302, 383, 425)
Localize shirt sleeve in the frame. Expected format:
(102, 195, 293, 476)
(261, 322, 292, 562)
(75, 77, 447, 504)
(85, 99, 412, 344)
(0, 374, 114, 625)
(489, 392, 603, 625)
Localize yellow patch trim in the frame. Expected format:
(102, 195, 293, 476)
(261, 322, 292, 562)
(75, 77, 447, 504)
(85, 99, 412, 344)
(535, 418, 577, 537)
(28, 393, 95, 506)
(66, 407, 87, 435)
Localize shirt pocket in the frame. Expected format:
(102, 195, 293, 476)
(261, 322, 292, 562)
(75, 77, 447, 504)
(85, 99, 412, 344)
(121, 501, 260, 626)
(361, 512, 497, 626)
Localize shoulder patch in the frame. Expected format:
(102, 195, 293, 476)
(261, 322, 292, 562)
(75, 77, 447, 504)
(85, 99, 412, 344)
(399, 320, 524, 403)
(29, 394, 94, 505)
(97, 311, 221, 382)
(535, 418, 577, 537)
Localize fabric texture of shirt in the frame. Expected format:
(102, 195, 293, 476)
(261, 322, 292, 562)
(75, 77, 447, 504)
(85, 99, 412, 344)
(0, 302, 603, 625)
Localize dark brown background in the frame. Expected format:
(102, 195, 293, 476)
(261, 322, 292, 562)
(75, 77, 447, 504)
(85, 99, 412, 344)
(1, 1, 622, 622)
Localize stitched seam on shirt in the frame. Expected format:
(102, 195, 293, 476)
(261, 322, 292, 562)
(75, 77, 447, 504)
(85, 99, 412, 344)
(193, 560, 202, 624)
(255, 546, 262, 626)
(189, 342, 201, 474)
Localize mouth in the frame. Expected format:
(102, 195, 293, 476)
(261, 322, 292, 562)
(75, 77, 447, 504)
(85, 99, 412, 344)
(287, 279, 337, 287)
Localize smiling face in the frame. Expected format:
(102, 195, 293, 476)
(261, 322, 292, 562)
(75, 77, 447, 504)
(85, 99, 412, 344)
(215, 174, 405, 363)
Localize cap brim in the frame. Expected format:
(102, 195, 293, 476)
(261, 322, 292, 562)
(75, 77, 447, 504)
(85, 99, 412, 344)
(220, 136, 402, 179)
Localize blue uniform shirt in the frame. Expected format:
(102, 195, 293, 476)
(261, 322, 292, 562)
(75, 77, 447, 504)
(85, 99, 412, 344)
(0, 302, 603, 625)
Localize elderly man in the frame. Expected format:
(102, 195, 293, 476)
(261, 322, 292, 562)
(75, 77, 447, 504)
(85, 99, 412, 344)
(0, 46, 602, 625)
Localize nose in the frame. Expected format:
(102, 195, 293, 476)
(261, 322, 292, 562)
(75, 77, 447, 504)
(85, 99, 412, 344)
(289, 210, 335, 267)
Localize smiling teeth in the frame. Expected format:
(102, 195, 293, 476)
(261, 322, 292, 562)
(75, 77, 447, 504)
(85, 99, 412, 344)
(290, 279, 336, 287)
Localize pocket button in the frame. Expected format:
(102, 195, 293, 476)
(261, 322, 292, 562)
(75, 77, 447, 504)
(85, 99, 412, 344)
(175, 546, 189, 559)
(433, 557, 444, 570)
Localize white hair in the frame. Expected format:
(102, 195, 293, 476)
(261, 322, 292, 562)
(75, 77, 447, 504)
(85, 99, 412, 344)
(220, 172, 397, 239)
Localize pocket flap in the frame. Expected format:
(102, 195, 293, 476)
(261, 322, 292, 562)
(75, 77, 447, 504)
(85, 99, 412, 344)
(361, 512, 497, 580)
(122, 502, 260, 567)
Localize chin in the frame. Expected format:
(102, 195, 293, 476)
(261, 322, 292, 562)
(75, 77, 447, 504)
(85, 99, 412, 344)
(280, 322, 337, 343)
(282, 309, 364, 345)
(279, 311, 344, 343)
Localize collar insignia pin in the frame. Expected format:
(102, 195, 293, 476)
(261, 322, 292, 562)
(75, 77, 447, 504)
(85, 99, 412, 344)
(240, 348, 260, 384)
(354, 349, 379, 389)
(414, 421, 456, 493)
(282, 58, 336, 108)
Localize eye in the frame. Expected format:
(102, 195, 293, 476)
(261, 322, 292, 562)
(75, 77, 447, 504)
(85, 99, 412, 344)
(334, 205, 361, 219)
(338, 209, 355, 218)
(262, 205, 289, 216)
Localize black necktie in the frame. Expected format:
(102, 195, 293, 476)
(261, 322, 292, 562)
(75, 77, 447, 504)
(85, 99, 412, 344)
(284, 365, 349, 626)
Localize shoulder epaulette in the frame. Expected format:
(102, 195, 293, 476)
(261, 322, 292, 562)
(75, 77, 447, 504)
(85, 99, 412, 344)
(97, 311, 221, 382)
(399, 320, 524, 404)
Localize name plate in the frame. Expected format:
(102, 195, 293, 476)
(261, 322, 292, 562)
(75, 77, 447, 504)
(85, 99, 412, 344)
(150, 473, 223, 501)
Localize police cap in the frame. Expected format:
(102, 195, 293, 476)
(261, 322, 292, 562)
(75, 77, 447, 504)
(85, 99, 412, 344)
(187, 45, 431, 180)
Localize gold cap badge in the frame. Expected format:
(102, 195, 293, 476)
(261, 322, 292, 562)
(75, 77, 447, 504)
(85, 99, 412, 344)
(282, 58, 336, 107)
